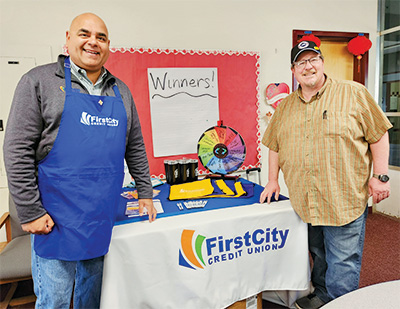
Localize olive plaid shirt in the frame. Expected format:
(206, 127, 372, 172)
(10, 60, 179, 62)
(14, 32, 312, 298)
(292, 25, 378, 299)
(262, 76, 392, 226)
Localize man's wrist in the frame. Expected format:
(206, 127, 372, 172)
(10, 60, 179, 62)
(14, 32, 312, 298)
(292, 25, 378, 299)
(372, 174, 390, 182)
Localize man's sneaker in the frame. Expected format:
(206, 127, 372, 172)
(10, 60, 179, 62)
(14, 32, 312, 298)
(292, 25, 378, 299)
(294, 293, 326, 309)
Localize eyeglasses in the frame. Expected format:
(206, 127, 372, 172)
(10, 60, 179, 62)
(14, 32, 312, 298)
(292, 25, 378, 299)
(293, 56, 322, 69)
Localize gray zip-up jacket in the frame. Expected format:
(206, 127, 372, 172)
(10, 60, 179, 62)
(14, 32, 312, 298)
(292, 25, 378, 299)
(4, 55, 153, 224)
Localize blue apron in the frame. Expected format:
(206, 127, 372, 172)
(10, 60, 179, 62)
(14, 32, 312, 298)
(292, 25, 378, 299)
(35, 57, 127, 261)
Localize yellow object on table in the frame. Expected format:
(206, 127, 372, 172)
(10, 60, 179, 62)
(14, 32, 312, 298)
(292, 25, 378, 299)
(169, 179, 214, 200)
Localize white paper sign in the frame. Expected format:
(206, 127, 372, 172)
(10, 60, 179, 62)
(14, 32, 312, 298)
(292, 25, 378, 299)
(148, 68, 219, 157)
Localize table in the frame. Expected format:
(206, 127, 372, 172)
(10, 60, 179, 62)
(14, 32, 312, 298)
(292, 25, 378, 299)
(321, 280, 400, 309)
(100, 180, 310, 309)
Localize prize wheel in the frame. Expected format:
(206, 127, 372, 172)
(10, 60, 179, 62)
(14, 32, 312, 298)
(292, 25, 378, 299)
(197, 125, 246, 174)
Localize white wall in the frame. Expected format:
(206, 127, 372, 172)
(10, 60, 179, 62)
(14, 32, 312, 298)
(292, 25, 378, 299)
(2, 0, 396, 225)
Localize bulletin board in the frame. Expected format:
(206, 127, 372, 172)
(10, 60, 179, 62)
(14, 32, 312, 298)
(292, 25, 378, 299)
(105, 47, 261, 178)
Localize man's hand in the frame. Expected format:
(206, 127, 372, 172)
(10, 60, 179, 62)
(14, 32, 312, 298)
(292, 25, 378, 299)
(259, 180, 280, 204)
(368, 177, 390, 204)
(21, 214, 54, 234)
(138, 198, 157, 222)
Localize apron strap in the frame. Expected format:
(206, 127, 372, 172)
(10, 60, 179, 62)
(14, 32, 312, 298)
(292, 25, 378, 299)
(112, 84, 122, 99)
(64, 57, 73, 92)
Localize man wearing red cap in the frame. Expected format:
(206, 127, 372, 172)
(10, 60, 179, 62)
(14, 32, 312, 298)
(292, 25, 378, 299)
(260, 40, 392, 309)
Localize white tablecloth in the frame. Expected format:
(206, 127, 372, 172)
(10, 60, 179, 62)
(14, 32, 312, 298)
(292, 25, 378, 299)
(100, 200, 310, 309)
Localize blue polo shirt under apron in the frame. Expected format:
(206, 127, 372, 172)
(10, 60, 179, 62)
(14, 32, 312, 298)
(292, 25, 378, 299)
(34, 57, 127, 261)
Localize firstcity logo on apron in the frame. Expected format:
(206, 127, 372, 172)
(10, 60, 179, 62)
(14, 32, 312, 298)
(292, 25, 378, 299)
(35, 57, 128, 261)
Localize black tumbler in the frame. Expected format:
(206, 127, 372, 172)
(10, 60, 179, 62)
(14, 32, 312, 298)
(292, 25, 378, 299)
(164, 160, 171, 184)
(179, 159, 190, 183)
(189, 159, 198, 182)
(169, 160, 180, 185)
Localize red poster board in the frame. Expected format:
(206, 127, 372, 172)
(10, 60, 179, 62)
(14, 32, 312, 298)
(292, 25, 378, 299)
(105, 47, 261, 178)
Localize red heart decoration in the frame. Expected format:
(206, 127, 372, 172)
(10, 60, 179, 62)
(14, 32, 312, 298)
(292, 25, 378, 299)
(265, 83, 290, 109)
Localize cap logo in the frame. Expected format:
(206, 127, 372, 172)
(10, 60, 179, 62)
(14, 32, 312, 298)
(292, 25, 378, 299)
(298, 41, 309, 49)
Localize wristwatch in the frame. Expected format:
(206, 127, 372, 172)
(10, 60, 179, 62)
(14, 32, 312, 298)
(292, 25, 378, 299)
(372, 174, 390, 182)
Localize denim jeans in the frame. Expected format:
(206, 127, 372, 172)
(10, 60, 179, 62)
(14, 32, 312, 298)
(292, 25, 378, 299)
(308, 206, 368, 303)
(31, 235, 104, 309)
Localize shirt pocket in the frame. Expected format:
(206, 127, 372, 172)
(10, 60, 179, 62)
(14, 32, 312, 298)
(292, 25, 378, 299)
(318, 111, 348, 138)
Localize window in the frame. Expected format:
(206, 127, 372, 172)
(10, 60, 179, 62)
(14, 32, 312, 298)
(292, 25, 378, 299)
(377, 0, 400, 167)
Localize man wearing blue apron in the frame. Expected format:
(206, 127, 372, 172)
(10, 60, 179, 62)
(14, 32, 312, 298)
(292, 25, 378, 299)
(4, 13, 157, 308)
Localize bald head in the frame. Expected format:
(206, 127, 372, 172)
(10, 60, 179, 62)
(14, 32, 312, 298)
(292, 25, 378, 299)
(69, 13, 109, 37)
(66, 13, 110, 83)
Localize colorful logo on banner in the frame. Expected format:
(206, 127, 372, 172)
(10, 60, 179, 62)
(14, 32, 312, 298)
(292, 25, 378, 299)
(178, 226, 290, 270)
(179, 229, 207, 270)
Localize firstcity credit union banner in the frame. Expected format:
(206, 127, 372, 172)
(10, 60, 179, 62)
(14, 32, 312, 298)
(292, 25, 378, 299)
(100, 201, 309, 309)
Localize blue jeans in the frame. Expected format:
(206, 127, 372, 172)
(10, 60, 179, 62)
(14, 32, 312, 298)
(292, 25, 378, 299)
(308, 206, 368, 303)
(31, 235, 104, 309)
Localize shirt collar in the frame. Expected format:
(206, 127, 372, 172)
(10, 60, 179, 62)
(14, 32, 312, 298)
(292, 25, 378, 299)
(296, 74, 330, 103)
(69, 58, 107, 86)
